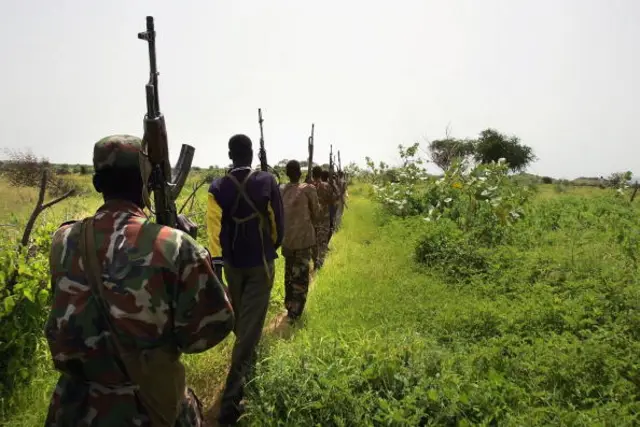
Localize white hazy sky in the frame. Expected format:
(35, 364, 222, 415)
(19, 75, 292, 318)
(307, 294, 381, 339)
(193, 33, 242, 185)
(0, 0, 638, 178)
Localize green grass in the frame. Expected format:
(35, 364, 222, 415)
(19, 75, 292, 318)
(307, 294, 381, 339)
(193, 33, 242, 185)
(3, 176, 640, 426)
(243, 187, 640, 426)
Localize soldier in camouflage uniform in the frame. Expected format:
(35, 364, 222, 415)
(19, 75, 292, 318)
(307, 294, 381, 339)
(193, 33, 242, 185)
(281, 160, 320, 320)
(44, 135, 234, 427)
(312, 167, 338, 269)
(335, 171, 347, 230)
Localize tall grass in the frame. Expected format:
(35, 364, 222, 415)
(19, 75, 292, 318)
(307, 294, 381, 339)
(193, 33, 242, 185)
(245, 188, 640, 426)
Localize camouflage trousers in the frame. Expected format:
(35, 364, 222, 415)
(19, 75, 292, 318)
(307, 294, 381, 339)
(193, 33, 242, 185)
(282, 247, 312, 318)
(313, 224, 331, 269)
(44, 377, 203, 427)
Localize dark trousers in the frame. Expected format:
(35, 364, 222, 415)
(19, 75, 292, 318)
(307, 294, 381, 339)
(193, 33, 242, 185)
(220, 262, 274, 417)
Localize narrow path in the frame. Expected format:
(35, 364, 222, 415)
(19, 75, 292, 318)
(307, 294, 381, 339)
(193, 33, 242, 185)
(202, 252, 326, 426)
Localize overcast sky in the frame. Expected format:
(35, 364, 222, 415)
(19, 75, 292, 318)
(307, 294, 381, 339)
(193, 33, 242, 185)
(0, 0, 638, 178)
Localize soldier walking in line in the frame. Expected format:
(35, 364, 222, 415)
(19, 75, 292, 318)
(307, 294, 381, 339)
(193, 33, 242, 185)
(335, 170, 348, 230)
(206, 134, 284, 425)
(281, 160, 321, 320)
(310, 167, 337, 269)
(318, 169, 340, 251)
(44, 135, 234, 427)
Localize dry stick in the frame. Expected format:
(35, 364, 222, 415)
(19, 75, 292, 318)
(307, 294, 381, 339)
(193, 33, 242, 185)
(179, 179, 208, 214)
(7, 169, 74, 293)
(630, 181, 639, 203)
(21, 170, 74, 247)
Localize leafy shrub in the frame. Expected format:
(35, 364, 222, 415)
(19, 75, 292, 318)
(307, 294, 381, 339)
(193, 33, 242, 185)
(542, 176, 553, 184)
(0, 223, 55, 398)
(413, 219, 489, 280)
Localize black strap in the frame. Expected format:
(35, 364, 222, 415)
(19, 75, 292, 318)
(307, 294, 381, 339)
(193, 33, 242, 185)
(226, 170, 263, 220)
(225, 170, 273, 280)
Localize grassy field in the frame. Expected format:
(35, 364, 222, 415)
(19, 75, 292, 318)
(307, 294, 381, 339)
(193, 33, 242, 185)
(1, 174, 639, 426)
(242, 184, 640, 425)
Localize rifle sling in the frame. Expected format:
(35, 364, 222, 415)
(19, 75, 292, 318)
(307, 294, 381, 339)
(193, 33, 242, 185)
(226, 171, 273, 280)
(79, 218, 185, 427)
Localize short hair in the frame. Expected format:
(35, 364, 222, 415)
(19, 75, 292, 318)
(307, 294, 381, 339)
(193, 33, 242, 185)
(228, 134, 252, 162)
(286, 160, 301, 181)
(321, 170, 330, 182)
(312, 166, 323, 179)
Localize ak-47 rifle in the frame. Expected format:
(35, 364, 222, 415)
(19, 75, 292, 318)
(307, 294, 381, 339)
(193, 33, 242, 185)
(305, 123, 314, 183)
(256, 108, 280, 182)
(258, 108, 267, 172)
(329, 144, 336, 232)
(329, 145, 335, 183)
(138, 16, 194, 229)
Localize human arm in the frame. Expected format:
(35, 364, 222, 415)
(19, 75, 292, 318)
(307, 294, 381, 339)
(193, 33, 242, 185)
(174, 238, 234, 354)
(206, 188, 223, 268)
(308, 186, 322, 224)
(267, 174, 285, 250)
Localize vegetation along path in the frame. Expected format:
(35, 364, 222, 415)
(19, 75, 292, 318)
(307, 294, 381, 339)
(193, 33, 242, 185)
(237, 185, 640, 426)
(2, 179, 639, 426)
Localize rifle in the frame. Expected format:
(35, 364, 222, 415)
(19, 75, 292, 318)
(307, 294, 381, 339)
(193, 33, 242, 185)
(258, 108, 267, 172)
(305, 123, 314, 183)
(138, 16, 194, 228)
(329, 145, 335, 180)
(329, 144, 336, 232)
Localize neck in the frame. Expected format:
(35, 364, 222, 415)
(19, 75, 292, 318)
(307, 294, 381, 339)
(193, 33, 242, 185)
(232, 162, 251, 169)
(103, 195, 143, 208)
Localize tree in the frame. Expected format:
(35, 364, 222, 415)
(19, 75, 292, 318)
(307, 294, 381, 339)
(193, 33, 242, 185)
(473, 129, 535, 172)
(1, 149, 50, 187)
(428, 138, 475, 171)
(607, 171, 632, 188)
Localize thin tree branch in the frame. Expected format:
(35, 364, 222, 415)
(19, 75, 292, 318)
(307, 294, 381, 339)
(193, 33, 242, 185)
(41, 190, 75, 210)
(179, 179, 208, 214)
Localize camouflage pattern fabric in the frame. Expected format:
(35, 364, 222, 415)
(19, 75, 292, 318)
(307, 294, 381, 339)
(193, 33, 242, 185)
(44, 200, 234, 427)
(312, 225, 331, 269)
(312, 180, 335, 223)
(282, 247, 312, 318)
(335, 177, 347, 230)
(93, 134, 144, 171)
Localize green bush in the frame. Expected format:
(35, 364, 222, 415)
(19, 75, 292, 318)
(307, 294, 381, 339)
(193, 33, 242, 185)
(0, 223, 56, 400)
(413, 219, 489, 280)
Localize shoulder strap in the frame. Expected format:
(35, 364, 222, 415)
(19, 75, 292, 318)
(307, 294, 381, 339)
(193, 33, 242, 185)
(79, 218, 184, 426)
(225, 171, 273, 281)
(79, 218, 130, 355)
(227, 170, 264, 220)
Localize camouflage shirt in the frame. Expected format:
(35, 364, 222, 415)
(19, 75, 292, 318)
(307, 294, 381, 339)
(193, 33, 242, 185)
(281, 183, 321, 251)
(44, 200, 234, 427)
(312, 180, 338, 224)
